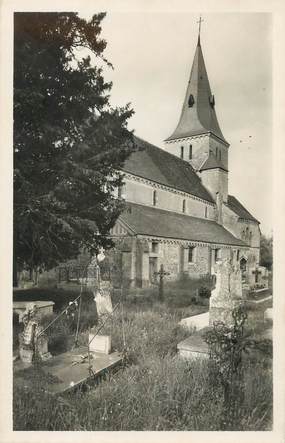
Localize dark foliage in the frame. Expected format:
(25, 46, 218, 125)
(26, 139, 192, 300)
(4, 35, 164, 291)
(260, 234, 273, 271)
(14, 12, 135, 276)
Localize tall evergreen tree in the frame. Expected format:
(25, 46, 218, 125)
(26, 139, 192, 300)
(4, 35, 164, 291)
(14, 12, 134, 279)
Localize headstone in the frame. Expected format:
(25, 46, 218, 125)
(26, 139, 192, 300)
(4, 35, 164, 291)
(264, 307, 273, 322)
(94, 281, 113, 318)
(209, 259, 244, 327)
(89, 333, 111, 354)
(19, 303, 52, 364)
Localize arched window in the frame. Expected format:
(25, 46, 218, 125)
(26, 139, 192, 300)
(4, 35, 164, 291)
(189, 144, 193, 160)
(219, 150, 221, 161)
(214, 248, 221, 262)
(216, 147, 218, 158)
(188, 246, 195, 263)
(180, 146, 184, 159)
(205, 206, 208, 218)
(152, 190, 157, 206)
(237, 250, 240, 261)
(182, 199, 186, 213)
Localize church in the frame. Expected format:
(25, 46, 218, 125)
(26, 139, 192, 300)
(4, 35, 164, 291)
(108, 32, 261, 289)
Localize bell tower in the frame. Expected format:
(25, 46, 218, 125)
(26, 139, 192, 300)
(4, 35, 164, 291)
(164, 18, 229, 204)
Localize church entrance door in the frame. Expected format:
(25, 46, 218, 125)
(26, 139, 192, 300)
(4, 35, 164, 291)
(149, 257, 158, 284)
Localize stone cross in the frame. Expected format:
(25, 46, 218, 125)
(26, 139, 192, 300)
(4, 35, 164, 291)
(154, 264, 170, 301)
(209, 259, 244, 327)
(252, 267, 262, 283)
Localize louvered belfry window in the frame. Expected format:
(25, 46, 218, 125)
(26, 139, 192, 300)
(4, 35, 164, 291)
(188, 94, 195, 107)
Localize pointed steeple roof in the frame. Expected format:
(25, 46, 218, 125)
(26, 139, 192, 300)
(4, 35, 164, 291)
(165, 37, 228, 144)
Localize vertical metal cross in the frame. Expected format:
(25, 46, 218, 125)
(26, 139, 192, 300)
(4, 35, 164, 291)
(197, 15, 204, 39)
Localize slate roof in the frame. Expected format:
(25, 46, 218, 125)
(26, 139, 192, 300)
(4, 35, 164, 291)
(165, 39, 228, 144)
(121, 136, 214, 203)
(200, 155, 228, 172)
(120, 202, 246, 247)
(227, 195, 259, 223)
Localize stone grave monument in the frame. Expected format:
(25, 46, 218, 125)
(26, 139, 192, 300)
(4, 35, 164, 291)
(209, 258, 244, 327)
(178, 258, 245, 359)
(19, 303, 52, 364)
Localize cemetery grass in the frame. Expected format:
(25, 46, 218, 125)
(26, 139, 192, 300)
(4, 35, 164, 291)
(13, 286, 272, 431)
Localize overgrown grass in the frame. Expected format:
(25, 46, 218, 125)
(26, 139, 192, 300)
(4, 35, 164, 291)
(13, 353, 272, 431)
(13, 277, 272, 431)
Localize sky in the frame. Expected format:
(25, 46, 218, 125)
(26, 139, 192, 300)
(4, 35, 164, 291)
(78, 12, 272, 236)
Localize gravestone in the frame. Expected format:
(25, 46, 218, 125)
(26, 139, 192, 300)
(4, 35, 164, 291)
(178, 260, 248, 360)
(94, 281, 113, 317)
(89, 333, 111, 354)
(209, 259, 244, 327)
(19, 303, 51, 364)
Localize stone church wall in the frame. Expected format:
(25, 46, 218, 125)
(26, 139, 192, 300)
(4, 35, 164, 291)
(200, 168, 228, 203)
(124, 176, 215, 220)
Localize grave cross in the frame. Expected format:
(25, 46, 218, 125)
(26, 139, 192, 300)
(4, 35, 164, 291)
(252, 267, 262, 283)
(154, 264, 170, 301)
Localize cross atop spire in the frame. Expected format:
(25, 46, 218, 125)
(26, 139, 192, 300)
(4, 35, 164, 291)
(197, 15, 204, 45)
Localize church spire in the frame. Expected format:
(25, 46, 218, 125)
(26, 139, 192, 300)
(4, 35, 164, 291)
(165, 24, 228, 144)
(197, 15, 203, 47)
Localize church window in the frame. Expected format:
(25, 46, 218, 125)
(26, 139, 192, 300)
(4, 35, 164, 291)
(182, 199, 186, 213)
(205, 206, 208, 218)
(151, 242, 159, 253)
(188, 94, 195, 107)
(215, 147, 218, 158)
(152, 190, 158, 206)
(219, 150, 221, 161)
(188, 246, 195, 263)
(214, 248, 221, 262)
(180, 146, 184, 159)
(118, 183, 126, 199)
(237, 250, 240, 261)
(189, 145, 193, 160)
